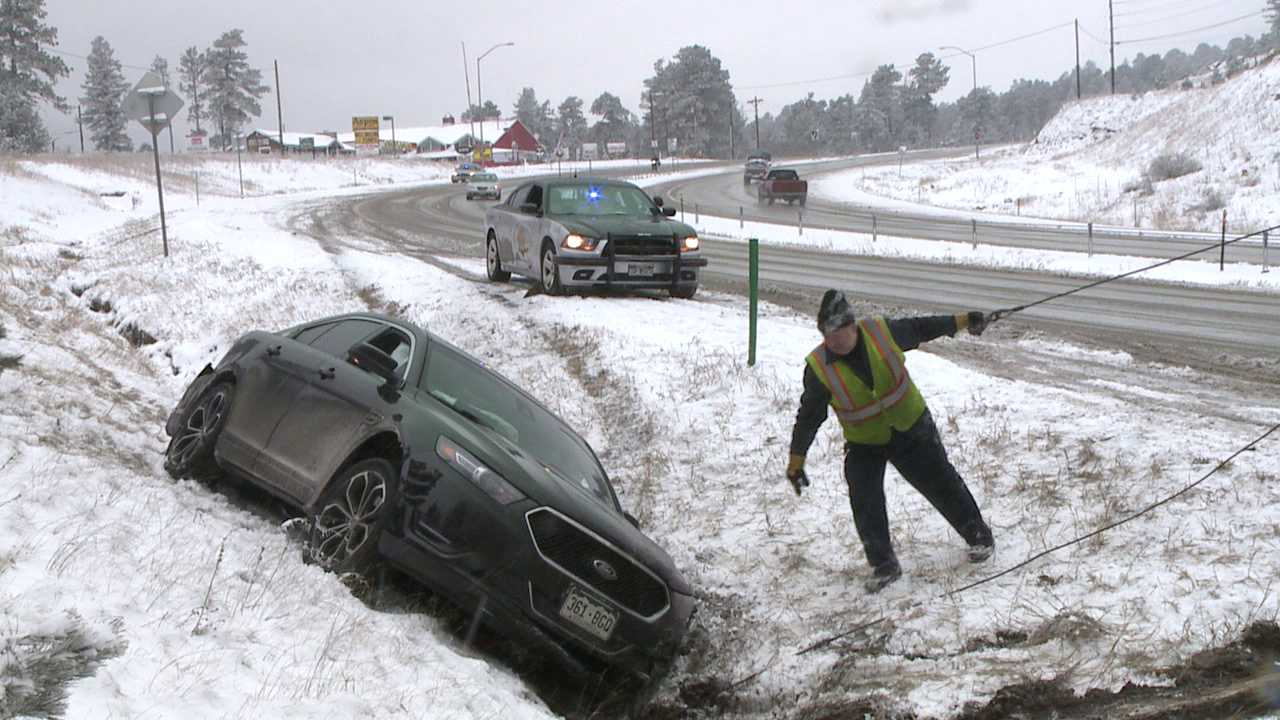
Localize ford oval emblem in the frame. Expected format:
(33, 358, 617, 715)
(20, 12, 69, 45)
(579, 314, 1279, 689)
(591, 559, 618, 582)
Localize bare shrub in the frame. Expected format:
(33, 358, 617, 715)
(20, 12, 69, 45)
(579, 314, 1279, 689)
(1146, 152, 1202, 182)
(1187, 187, 1226, 214)
(1122, 176, 1153, 196)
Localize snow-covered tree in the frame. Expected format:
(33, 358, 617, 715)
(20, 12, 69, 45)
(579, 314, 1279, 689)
(556, 96, 586, 158)
(0, 0, 70, 151)
(177, 47, 207, 133)
(514, 87, 552, 143)
(204, 29, 268, 149)
(588, 91, 634, 148)
(642, 45, 740, 158)
(80, 36, 131, 152)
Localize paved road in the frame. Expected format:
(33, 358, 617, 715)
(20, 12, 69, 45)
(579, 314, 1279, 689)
(656, 159, 1276, 264)
(284, 154, 1280, 355)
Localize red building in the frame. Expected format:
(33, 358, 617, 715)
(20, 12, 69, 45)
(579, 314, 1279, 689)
(491, 120, 541, 164)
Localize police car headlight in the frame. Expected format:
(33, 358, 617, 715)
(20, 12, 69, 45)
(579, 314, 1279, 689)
(681, 234, 700, 252)
(562, 234, 599, 251)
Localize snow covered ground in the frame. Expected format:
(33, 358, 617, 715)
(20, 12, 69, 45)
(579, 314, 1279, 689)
(2, 155, 1278, 718)
(811, 55, 1280, 235)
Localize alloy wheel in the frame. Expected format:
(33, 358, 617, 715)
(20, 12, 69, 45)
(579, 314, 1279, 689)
(168, 388, 227, 468)
(313, 469, 387, 567)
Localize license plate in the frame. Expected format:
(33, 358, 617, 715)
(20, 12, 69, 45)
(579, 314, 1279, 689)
(559, 585, 619, 641)
(626, 262, 656, 276)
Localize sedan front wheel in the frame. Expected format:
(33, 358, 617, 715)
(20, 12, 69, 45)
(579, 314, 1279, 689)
(487, 233, 511, 282)
(309, 457, 397, 576)
(541, 243, 564, 296)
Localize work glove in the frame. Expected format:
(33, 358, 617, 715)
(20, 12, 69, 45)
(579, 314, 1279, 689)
(965, 311, 989, 337)
(786, 453, 810, 497)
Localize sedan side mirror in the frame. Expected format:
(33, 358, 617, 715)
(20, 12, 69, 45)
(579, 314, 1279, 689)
(349, 343, 398, 385)
(652, 196, 664, 207)
(662, 207, 676, 217)
(520, 202, 540, 215)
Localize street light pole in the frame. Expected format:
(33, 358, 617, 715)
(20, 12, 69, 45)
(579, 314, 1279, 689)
(382, 115, 397, 155)
(942, 45, 979, 159)
(476, 41, 514, 153)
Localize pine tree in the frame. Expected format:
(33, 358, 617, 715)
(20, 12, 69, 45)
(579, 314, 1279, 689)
(204, 29, 268, 149)
(556, 96, 586, 158)
(642, 45, 739, 158)
(177, 46, 208, 133)
(0, 0, 70, 151)
(514, 87, 551, 142)
(80, 36, 131, 152)
(1268, 0, 1280, 39)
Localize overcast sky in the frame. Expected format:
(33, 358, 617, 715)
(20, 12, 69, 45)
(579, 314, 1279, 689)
(42, 0, 1270, 148)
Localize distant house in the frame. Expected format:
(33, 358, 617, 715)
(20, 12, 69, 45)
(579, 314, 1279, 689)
(332, 118, 544, 164)
(245, 130, 347, 155)
(491, 120, 541, 164)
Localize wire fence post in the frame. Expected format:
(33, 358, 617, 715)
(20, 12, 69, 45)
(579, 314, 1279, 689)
(1133, 197, 1138, 228)
(194, 170, 200, 207)
(872, 213, 877, 243)
(1016, 197, 1021, 216)
(695, 203, 699, 225)
(748, 238, 759, 367)
(1264, 230, 1270, 274)
(1088, 222, 1094, 257)
(798, 210, 803, 236)
(739, 205, 744, 229)
(971, 218, 977, 249)
(680, 195, 685, 223)
(1219, 209, 1226, 271)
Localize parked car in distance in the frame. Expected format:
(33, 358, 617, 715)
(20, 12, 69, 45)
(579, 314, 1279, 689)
(451, 163, 480, 183)
(757, 168, 808, 206)
(466, 172, 501, 201)
(163, 312, 696, 679)
(483, 178, 706, 299)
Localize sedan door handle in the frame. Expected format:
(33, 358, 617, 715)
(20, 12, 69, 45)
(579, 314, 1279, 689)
(319, 367, 336, 380)
(266, 344, 282, 357)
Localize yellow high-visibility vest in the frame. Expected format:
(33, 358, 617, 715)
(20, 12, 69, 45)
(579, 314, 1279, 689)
(805, 316, 927, 445)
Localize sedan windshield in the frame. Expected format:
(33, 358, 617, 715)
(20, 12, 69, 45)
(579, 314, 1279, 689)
(547, 183, 655, 216)
(423, 344, 614, 506)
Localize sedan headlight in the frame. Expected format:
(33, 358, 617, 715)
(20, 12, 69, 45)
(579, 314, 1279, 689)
(562, 234, 600, 251)
(680, 234, 700, 252)
(436, 435, 525, 505)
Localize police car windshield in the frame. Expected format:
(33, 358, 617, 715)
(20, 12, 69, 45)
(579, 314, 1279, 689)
(472, 173, 497, 181)
(547, 184, 655, 216)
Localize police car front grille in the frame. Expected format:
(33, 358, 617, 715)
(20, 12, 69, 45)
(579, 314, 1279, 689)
(610, 236, 679, 257)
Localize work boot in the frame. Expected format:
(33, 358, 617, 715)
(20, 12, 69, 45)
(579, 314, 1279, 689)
(863, 560, 902, 594)
(967, 540, 995, 564)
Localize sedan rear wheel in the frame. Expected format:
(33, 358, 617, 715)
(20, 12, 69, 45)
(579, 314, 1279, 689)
(309, 457, 397, 576)
(541, 243, 564, 296)
(486, 233, 511, 282)
(164, 381, 234, 482)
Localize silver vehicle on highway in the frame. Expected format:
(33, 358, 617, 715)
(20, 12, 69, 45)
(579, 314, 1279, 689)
(483, 178, 705, 298)
(466, 172, 501, 201)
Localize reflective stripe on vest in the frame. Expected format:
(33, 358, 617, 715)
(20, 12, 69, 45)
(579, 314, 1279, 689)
(806, 317, 926, 443)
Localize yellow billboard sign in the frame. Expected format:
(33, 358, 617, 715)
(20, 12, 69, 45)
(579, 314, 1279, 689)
(352, 116, 380, 149)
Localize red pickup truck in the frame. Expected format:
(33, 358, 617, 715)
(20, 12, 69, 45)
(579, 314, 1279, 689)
(757, 168, 808, 206)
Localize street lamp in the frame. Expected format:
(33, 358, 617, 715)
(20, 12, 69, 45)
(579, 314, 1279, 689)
(381, 115, 397, 155)
(941, 45, 980, 160)
(476, 42, 514, 155)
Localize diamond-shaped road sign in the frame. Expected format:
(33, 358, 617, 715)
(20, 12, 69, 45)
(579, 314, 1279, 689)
(123, 71, 184, 136)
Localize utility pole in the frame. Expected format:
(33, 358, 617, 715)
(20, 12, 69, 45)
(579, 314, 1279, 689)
(1109, 0, 1116, 95)
(747, 96, 763, 149)
(275, 59, 284, 151)
(461, 42, 475, 142)
(648, 89, 656, 154)
(1075, 19, 1082, 100)
(76, 105, 84, 153)
(728, 105, 734, 160)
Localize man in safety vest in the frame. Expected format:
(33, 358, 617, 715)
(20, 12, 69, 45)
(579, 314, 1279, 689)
(786, 290, 996, 593)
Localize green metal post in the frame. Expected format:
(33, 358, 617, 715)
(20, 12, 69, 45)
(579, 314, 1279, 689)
(748, 238, 759, 366)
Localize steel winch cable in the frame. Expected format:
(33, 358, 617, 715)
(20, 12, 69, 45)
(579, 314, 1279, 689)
(985, 222, 1280, 324)
(797, 419, 1280, 656)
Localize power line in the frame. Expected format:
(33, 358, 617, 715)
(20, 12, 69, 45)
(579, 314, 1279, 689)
(1114, 0, 1222, 18)
(1115, 0, 1239, 28)
(738, 19, 1077, 91)
(1116, 9, 1266, 44)
(48, 46, 152, 72)
(1077, 22, 1113, 45)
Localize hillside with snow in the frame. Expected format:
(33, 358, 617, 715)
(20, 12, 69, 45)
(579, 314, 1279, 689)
(2, 154, 1279, 719)
(811, 52, 1280, 233)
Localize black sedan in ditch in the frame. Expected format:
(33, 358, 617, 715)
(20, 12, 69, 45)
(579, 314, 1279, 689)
(163, 312, 695, 678)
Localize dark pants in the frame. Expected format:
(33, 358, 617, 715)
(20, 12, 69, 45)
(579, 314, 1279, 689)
(844, 410, 992, 571)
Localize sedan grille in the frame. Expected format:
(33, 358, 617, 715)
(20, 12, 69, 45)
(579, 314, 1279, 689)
(609, 235, 679, 257)
(526, 508, 669, 618)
